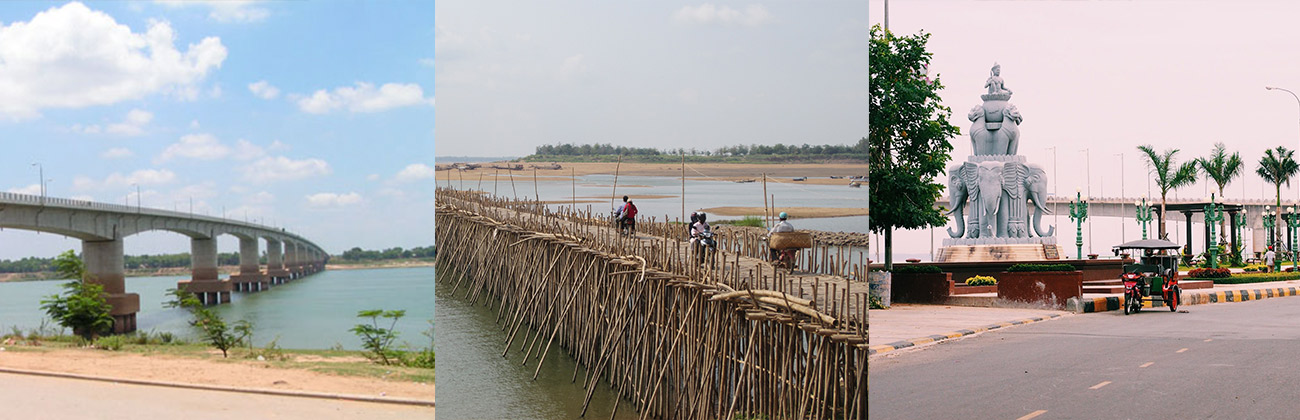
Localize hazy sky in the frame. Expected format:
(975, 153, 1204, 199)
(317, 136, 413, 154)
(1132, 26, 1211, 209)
(434, 0, 866, 157)
(0, 1, 433, 259)
(876, 1, 1300, 259)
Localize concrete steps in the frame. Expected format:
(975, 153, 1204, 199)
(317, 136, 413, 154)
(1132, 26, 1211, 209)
(936, 244, 1062, 262)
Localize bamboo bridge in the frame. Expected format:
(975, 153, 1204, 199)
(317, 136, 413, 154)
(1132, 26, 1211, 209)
(435, 188, 866, 420)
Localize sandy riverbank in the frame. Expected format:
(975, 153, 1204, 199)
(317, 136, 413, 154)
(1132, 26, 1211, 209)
(325, 261, 434, 271)
(440, 161, 866, 187)
(700, 206, 868, 218)
(0, 345, 433, 400)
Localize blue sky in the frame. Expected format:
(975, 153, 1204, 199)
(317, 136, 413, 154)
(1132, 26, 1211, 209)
(0, 1, 434, 259)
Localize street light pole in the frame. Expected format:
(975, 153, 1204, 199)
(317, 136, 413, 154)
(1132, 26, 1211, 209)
(1267, 86, 1300, 203)
(30, 163, 42, 205)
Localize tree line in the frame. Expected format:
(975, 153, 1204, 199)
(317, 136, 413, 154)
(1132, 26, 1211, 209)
(0, 245, 436, 273)
(533, 140, 866, 158)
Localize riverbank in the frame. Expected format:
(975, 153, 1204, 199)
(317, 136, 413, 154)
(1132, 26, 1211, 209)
(326, 260, 435, 270)
(700, 206, 868, 218)
(0, 260, 436, 282)
(0, 339, 433, 401)
(441, 161, 867, 186)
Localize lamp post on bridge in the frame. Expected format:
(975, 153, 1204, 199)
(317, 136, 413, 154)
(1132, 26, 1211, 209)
(1069, 189, 1088, 259)
(1204, 194, 1223, 269)
(1135, 196, 1153, 240)
(30, 162, 43, 206)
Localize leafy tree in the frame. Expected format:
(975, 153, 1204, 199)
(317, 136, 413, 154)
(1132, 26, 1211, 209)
(166, 288, 253, 358)
(1257, 146, 1300, 245)
(868, 25, 960, 269)
(1138, 145, 1198, 240)
(40, 250, 113, 340)
(351, 309, 406, 365)
(1195, 142, 1243, 242)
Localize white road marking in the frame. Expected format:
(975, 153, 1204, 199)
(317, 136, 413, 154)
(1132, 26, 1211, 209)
(1017, 410, 1048, 420)
(1140, 362, 1154, 368)
(1089, 381, 1112, 390)
(1177, 348, 1189, 353)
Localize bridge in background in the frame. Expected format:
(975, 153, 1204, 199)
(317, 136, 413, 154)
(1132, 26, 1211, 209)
(0, 192, 327, 333)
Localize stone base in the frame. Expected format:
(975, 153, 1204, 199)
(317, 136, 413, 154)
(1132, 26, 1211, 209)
(106, 293, 139, 334)
(936, 243, 1063, 262)
(230, 273, 268, 292)
(177, 279, 232, 305)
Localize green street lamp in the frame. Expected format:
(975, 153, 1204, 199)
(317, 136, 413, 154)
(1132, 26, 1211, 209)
(1204, 194, 1223, 269)
(1135, 196, 1153, 240)
(1234, 211, 1247, 261)
(1069, 189, 1089, 259)
(1286, 205, 1300, 272)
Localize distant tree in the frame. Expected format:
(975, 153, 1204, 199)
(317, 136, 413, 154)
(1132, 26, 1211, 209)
(868, 25, 960, 269)
(1138, 145, 1198, 240)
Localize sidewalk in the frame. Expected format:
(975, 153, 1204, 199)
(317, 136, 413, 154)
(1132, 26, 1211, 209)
(869, 278, 1300, 357)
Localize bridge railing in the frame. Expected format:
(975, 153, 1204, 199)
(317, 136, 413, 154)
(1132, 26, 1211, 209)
(0, 192, 322, 252)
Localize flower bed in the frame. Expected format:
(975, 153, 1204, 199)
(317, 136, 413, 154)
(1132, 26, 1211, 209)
(1187, 268, 1230, 279)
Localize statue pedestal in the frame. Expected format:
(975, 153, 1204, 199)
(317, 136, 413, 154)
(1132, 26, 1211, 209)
(937, 237, 1062, 262)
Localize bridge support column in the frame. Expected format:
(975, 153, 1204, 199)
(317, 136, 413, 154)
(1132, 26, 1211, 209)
(177, 237, 231, 305)
(266, 239, 289, 285)
(83, 238, 138, 334)
(285, 242, 298, 279)
(229, 237, 267, 292)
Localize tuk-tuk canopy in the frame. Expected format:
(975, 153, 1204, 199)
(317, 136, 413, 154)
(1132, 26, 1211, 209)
(1113, 239, 1182, 250)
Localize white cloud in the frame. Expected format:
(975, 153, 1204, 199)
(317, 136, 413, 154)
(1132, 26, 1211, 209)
(157, 133, 230, 162)
(673, 4, 772, 27)
(248, 80, 280, 99)
(101, 147, 134, 159)
(305, 192, 362, 207)
(366, 174, 381, 181)
(296, 82, 433, 114)
(559, 54, 587, 80)
(268, 140, 290, 151)
(105, 109, 153, 136)
(156, 1, 269, 23)
(233, 139, 265, 160)
(0, 3, 227, 119)
(8, 184, 41, 195)
(395, 163, 435, 182)
(74, 169, 177, 191)
(239, 156, 331, 182)
(419, 58, 435, 68)
(248, 191, 275, 204)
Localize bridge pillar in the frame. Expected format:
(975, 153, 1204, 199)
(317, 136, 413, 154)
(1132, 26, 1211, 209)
(230, 236, 267, 292)
(266, 239, 289, 284)
(177, 237, 231, 305)
(83, 238, 138, 334)
(285, 242, 299, 279)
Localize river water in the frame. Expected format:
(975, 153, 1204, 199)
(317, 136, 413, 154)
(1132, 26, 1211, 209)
(434, 267, 639, 419)
(443, 174, 868, 234)
(0, 267, 434, 351)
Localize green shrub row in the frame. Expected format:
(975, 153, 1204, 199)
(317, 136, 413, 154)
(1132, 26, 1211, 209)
(1006, 264, 1077, 272)
(891, 264, 942, 274)
(1210, 272, 1300, 284)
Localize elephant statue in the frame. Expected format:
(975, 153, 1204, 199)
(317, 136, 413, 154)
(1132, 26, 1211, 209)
(946, 162, 981, 238)
(1024, 164, 1055, 237)
(967, 102, 1023, 155)
(1000, 162, 1029, 238)
(974, 161, 1004, 238)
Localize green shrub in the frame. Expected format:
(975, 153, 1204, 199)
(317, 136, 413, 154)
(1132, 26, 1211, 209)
(892, 264, 942, 274)
(352, 309, 407, 365)
(94, 335, 124, 351)
(1006, 264, 1076, 272)
(1211, 272, 1300, 284)
(1187, 268, 1231, 279)
(869, 294, 886, 309)
(965, 275, 997, 286)
(166, 288, 253, 358)
(39, 250, 113, 341)
(728, 216, 765, 228)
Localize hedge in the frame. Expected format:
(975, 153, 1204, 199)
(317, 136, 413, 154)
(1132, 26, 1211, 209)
(891, 264, 942, 274)
(1187, 268, 1231, 279)
(1006, 264, 1077, 272)
(1206, 272, 1300, 284)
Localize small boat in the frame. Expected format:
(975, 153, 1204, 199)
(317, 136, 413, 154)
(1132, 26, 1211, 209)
(792, 177, 807, 182)
(734, 179, 756, 183)
(829, 176, 845, 179)
(849, 182, 862, 188)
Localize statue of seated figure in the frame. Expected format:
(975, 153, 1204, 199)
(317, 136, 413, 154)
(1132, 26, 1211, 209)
(985, 63, 1012, 95)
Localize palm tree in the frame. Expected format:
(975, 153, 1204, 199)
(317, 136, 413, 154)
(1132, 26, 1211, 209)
(1195, 143, 1243, 242)
(1257, 146, 1300, 247)
(1138, 145, 1198, 240)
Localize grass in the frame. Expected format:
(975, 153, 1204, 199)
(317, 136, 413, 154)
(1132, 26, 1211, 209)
(1189, 272, 1300, 285)
(714, 216, 765, 228)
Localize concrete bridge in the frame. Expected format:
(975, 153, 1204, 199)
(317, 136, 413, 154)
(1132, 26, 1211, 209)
(0, 192, 328, 333)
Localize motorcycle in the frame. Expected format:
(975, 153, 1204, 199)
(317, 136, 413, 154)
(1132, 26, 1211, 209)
(694, 228, 717, 266)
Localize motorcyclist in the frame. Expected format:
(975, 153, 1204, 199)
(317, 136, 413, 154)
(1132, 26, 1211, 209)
(768, 212, 794, 261)
(613, 196, 637, 234)
(691, 212, 712, 264)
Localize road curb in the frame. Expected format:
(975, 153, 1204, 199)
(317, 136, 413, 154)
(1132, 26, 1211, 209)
(0, 366, 434, 407)
(1068, 285, 1300, 313)
(868, 314, 1063, 356)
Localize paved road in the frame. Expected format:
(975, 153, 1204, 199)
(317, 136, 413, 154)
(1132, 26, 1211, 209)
(0, 372, 433, 419)
(870, 298, 1300, 419)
